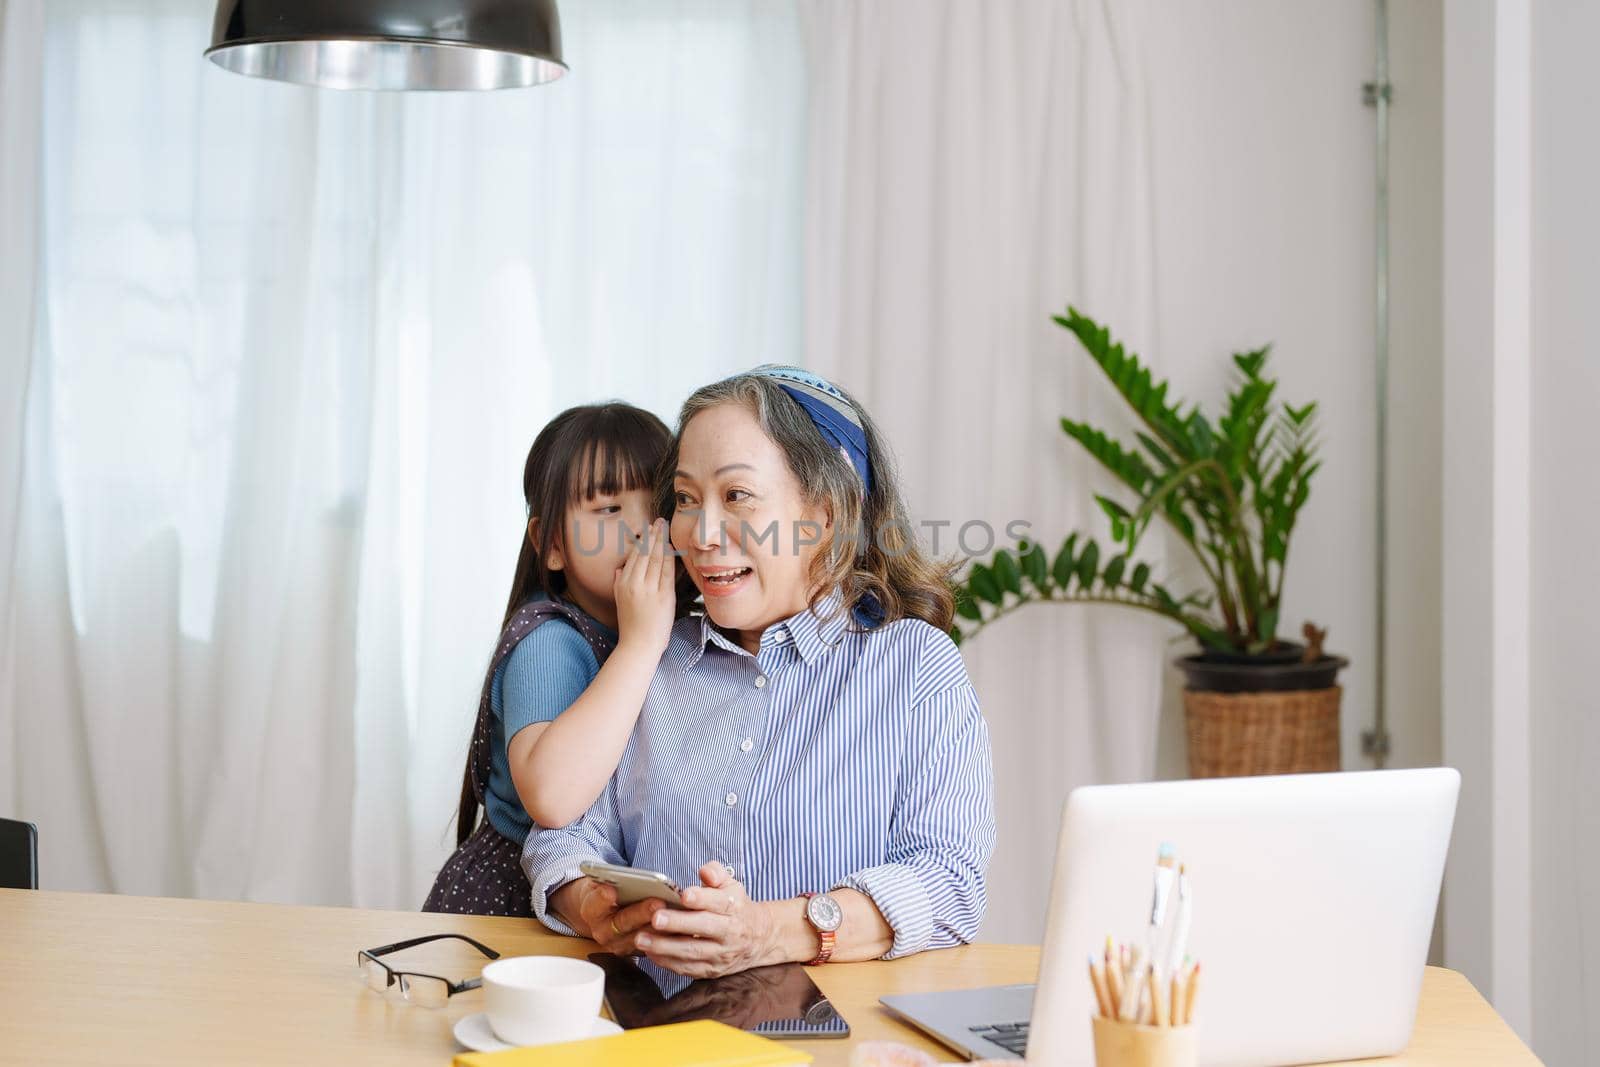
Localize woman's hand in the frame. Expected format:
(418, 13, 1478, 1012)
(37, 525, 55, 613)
(635, 862, 797, 979)
(613, 517, 676, 657)
(553, 877, 668, 956)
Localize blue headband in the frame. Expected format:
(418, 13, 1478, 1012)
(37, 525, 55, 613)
(748, 365, 873, 494)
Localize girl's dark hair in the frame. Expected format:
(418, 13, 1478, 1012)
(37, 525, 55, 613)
(498, 402, 674, 630)
(455, 402, 672, 846)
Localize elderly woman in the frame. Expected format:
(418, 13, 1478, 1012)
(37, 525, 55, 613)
(523, 366, 995, 978)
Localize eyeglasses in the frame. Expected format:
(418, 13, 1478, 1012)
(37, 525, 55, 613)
(357, 933, 500, 1009)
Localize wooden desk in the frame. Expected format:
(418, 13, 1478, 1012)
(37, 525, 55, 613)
(0, 890, 1539, 1066)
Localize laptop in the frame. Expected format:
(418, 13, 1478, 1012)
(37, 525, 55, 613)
(880, 768, 1459, 1065)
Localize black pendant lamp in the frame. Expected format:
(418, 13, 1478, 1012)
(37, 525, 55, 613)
(205, 0, 565, 91)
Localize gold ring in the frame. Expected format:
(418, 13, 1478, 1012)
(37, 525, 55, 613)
(610, 917, 622, 937)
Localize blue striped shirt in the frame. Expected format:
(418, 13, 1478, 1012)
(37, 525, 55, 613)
(522, 592, 996, 959)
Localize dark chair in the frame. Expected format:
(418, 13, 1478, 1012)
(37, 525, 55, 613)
(0, 818, 39, 889)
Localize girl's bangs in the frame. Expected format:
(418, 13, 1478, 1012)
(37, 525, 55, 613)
(570, 419, 665, 503)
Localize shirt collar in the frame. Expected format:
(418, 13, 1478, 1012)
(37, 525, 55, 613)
(681, 589, 862, 671)
(773, 590, 853, 665)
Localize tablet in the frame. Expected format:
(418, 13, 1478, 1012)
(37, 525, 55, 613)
(588, 953, 850, 1040)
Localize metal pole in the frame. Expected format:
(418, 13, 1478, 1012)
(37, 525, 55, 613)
(1362, 0, 1393, 767)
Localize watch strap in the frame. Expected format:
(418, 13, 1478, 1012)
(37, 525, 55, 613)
(799, 892, 837, 966)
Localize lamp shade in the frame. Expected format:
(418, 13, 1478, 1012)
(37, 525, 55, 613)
(205, 0, 565, 91)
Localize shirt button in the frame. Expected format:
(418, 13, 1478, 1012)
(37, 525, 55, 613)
(725, 865, 737, 878)
(740, 738, 754, 753)
(774, 630, 788, 643)
(754, 675, 767, 688)
(725, 792, 739, 807)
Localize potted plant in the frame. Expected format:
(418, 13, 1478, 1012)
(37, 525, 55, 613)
(950, 307, 1348, 777)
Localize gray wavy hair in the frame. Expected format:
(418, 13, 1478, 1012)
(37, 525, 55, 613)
(657, 371, 956, 633)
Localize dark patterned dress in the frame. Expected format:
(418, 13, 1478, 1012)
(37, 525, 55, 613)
(422, 597, 615, 916)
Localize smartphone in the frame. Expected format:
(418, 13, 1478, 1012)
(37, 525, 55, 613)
(579, 860, 686, 909)
(589, 953, 850, 1039)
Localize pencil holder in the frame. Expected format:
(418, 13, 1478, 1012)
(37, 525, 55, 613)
(1090, 1015, 1197, 1067)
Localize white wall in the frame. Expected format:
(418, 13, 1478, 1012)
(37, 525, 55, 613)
(1141, 0, 1442, 781)
(1441, 0, 1517, 1028)
(1443, 0, 1600, 1058)
(1529, 1, 1600, 1062)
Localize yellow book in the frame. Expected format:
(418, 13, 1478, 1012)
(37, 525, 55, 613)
(451, 1019, 812, 1067)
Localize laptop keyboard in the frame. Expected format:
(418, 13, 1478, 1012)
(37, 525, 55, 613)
(969, 1021, 1029, 1056)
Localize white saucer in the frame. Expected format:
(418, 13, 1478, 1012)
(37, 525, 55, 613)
(453, 1012, 622, 1053)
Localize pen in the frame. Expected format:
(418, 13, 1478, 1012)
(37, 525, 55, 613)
(1164, 865, 1192, 978)
(1148, 843, 1178, 953)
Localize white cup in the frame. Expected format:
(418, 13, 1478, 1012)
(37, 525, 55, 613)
(481, 956, 605, 1047)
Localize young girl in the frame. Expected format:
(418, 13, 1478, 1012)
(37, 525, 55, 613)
(423, 402, 681, 917)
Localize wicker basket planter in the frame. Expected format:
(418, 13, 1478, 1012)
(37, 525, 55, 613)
(1183, 687, 1342, 777)
(1177, 650, 1349, 778)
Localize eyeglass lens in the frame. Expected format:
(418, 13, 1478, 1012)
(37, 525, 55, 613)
(398, 973, 450, 1008)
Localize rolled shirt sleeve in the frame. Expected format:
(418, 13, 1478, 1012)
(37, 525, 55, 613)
(521, 774, 627, 936)
(835, 681, 996, 958)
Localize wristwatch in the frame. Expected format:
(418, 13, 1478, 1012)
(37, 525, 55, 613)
(800, 891, 842, 965)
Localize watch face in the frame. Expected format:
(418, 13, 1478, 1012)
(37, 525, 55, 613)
(805, 998, 840, 1026)
(806, 892, 843, 932)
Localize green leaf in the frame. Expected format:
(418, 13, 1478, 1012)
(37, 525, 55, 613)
(1130, 562, 1151, 593)
(1102, 555, 1127, 590)
(949, 626, 964, 646)
(1095, 495, 1132, 543)
(1055, 307, 1195, 461)
(968, 563, 1002, 605)
(1286, 401, 1316, 425)
(992, 550, 1023, 597)
(1190, 620, 1239, 652)
(1019, 539, 1049, 590)
(1162, 497, 1197, 543)
(955, 593, 982, 621)
(1130, 369, 1150, 409)
(1233, 345, 1270, 379)
(1075, 540, 1100, 591)
(1186, 413, 1216, 457)
(1135, 431, 1178, 472)
(1061, 420, 1154, 494)
(1263, 528, 1286, 564)
(1052, 534, 1079, 587)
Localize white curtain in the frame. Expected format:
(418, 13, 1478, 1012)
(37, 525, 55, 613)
(0, 0, 45, 837)
(6, 0, 1169, 941)
(798, 0, 1169, 943)
(2, 0, 804, 908)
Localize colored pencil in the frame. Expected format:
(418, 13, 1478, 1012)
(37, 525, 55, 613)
(1089, 955, 1113, 1018)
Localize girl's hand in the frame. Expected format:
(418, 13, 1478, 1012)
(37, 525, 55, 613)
(613, 517, 676, 657)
